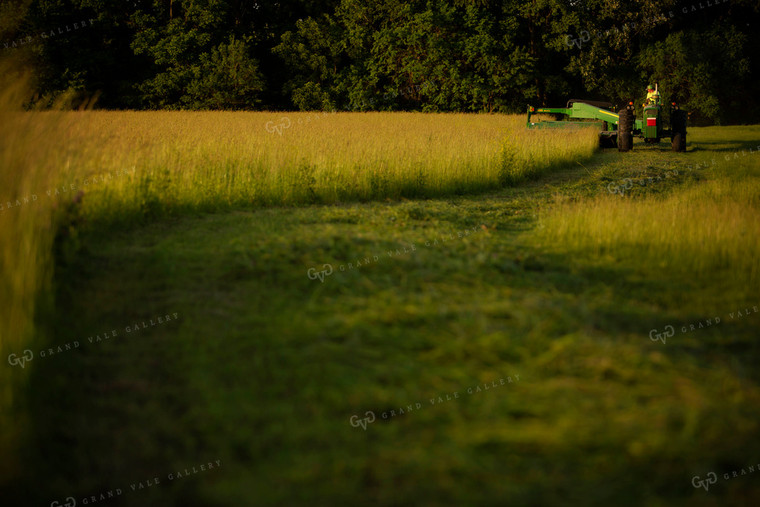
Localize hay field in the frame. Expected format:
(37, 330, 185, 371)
(0, 82, 598, 466)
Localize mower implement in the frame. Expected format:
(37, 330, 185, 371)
(526, 90, 687, 152)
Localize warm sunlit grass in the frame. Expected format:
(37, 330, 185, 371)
(534, 157, 760, 285)
(21, 111, 597, 224)
(0, 102, 598, 443)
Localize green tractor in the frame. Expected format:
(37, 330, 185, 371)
(526, 85, 688, 152)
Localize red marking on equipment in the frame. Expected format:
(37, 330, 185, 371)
(647, 117, 657, 127)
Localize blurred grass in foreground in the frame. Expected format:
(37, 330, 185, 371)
(0, 67, 60, 475)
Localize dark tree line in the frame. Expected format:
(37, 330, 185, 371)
(1, 0, 758, 123)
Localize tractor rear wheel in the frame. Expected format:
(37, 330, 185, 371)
(671, 110, 687, 152)
(671, 132, 684, 152)
(618, 109, 634, 152)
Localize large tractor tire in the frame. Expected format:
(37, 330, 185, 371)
(671, 132, 684, 152)
(671, 110, 687, 152)
(618, 109, 634, 152)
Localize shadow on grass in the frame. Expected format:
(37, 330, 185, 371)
(9, 142, 760, 505)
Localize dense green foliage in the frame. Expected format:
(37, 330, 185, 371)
(2, 0, 759, 121)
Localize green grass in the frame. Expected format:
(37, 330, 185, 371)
(0, 106, 598, 476)
(3, 126, 760, 506)
(534, 128, 760, 289)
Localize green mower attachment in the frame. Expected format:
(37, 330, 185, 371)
(526, 97, 687, 152)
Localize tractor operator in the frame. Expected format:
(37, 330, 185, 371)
(646, 84, 661, 105)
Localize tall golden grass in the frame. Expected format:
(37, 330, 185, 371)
(25, 111, 595, 225)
